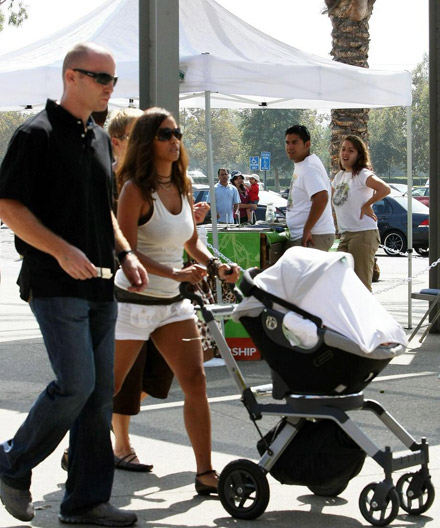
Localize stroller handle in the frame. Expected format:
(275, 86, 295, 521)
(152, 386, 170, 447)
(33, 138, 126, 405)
(179, 282, 205, 307)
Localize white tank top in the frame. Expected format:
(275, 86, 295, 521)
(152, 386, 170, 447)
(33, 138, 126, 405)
(115, 191, 194, 297)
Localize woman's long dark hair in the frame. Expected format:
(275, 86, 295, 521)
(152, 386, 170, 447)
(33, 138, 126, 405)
(116, 107, 191, 202)
(231, 175, 246, 193)
(338, 134, 373, 176)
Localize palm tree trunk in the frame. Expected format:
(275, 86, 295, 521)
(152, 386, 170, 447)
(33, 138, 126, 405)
(324, 0, 376, 174)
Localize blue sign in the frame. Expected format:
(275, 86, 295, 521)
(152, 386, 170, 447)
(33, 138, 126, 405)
(260, 151, 271, 171)
(249, 156, 259, 171)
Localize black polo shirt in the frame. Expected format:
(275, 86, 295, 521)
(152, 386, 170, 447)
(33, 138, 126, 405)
(0, 99, 115, 301)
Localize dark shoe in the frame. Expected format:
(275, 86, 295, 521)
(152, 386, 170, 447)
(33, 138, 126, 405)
(114, 451, 153, 473)
(0, 478, 34, 522)
(61, 448, 69, 471)
(195, 469, 218, 496)
(59, 501, 137, 526)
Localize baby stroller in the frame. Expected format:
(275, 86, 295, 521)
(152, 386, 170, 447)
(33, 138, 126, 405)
(181, 247, 435, 527)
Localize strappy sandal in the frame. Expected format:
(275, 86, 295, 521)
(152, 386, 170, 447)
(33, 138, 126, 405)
(114, 450, 153, 473)
(195, 469, 218, 495)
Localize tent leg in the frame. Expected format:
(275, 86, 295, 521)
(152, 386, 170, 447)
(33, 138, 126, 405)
(204, 91, 224, 311)
(407, 105, 413, 329)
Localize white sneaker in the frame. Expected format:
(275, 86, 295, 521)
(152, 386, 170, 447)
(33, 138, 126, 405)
(203, 357, 226, 367)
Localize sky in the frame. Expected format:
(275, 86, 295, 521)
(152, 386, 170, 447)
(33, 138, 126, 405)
(0, 0, 429, 72)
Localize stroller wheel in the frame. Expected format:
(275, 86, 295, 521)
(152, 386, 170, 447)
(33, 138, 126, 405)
(359, 482, 399, 527)
(307, 481, 348, 497)
(219, 459, 270, 520)
(396, 472, 435, 515)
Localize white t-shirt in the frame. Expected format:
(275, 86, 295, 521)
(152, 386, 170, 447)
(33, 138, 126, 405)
(332, 168, 377, 233)
(286, 154, 335, 240)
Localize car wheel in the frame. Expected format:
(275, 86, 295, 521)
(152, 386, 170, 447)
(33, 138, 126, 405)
(382, 230, 407, 256)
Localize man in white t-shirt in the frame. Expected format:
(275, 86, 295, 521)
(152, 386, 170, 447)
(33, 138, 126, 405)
(284, 125, 335, 251)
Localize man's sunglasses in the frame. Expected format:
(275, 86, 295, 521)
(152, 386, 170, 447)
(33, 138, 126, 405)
(155, 127, 183, 142)
(73, 68, 118, 87)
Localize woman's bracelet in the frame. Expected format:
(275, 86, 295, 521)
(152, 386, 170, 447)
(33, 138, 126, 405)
(206, 257, 222, 278)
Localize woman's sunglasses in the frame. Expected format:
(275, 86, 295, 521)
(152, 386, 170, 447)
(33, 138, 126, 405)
(73, 68, 118, 87)
(155, 127, 183, 142)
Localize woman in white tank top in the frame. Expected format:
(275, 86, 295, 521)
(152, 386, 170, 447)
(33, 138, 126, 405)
(113, 107, 240, 494)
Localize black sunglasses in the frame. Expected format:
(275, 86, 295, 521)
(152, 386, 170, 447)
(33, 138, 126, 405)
(155, 127, 183, 142)
(73, 68, 118, 87)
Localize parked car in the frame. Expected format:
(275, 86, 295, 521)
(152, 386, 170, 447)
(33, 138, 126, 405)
(389, 183, 408, 195)
(372, 194, 429, 256)
(412, 186, 429, 207)
(192, 184, 287, 224)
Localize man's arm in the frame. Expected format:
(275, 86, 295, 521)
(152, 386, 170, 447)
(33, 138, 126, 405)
(302, 190, 328, 247)
(0, 198, 97, 279)
(111, 211, 148, 292)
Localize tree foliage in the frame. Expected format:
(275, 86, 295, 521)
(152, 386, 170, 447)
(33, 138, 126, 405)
(239, 109, 303, 183)
(0, 0, 28, 31)
(179, 108, 244, 174)
(0, 111, 29, 163)
(368, 55, 429, 181)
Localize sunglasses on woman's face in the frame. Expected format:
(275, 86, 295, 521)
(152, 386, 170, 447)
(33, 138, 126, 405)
(155, 127, 183, 142)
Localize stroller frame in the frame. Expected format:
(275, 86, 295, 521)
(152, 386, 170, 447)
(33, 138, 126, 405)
(180, 272, 434, 527)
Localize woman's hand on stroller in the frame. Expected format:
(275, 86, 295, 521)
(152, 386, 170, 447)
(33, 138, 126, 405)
(218, 263, 240, 283)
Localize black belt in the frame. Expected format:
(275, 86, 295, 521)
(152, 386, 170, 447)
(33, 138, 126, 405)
(114, 285, 183, 306)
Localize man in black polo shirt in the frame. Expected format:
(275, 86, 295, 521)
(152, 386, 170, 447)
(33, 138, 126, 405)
(0, 43, 147, 527)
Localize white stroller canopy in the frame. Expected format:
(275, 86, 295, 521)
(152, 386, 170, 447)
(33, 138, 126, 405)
(233, 247, 407, 356)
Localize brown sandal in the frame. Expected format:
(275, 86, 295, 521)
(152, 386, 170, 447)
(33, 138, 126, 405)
(195, 469, 218, 495)
(114, 451, 153, 473)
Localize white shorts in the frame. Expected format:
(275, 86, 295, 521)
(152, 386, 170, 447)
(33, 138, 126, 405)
(115, 299, 197, 341)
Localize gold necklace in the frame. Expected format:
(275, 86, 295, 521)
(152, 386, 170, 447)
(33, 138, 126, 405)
(158, 181, 173, 191)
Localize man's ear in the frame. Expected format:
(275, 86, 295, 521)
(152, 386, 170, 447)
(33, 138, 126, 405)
(64, 69, 76, 86)
(305, 140, 311, 150)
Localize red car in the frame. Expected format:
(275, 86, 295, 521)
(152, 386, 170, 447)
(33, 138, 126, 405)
(412, 186, 429, 207)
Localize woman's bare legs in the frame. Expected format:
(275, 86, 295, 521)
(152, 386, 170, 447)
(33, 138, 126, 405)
(152, 318, 217, 488)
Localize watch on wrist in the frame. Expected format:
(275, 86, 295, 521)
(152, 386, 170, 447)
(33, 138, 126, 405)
(118, 249, 134, 263)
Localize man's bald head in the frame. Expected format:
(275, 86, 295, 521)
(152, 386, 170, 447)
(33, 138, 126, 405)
(62, 42, 114, 80)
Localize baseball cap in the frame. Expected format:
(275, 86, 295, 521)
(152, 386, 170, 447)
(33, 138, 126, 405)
(250, 174, 260, 182)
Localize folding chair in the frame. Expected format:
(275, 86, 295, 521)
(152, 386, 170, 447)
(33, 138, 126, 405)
(409, 288, 440, 343)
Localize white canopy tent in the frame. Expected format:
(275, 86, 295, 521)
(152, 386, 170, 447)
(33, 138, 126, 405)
(0, 0, 414, 322)
(0, 0, 411, 110)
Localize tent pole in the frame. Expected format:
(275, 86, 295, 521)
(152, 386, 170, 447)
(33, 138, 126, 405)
(204, 91, 223, 305)
(407, 105, 413, 329)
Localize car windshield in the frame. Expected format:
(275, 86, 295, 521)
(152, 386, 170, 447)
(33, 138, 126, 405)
(391, 195, 429, 213)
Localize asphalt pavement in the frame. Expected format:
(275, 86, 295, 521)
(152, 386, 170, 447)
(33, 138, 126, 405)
(0, 225, 439, 527)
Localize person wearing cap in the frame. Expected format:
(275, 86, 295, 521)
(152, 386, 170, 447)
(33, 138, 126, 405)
(208, 168, 240, 223)
(284, 124, 335, 251)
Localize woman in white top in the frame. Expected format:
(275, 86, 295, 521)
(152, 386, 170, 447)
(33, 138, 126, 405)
(332, 135, 390, 291)
(114, 107, 239, 494)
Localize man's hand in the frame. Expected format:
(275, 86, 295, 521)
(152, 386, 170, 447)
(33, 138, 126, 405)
(56, 245, 98, 280)
(121, 253, 149, 292)
(301, 229, 314, 247)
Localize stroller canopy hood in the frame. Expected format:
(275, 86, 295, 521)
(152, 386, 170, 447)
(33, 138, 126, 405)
(233, 247, 407, 356)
